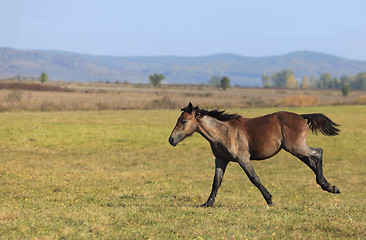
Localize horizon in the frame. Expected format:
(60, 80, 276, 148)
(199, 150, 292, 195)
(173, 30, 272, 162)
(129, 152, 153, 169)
(2, 46, 366, 87)
(1, 1, 366, 61)
(2, 47, 364, 62)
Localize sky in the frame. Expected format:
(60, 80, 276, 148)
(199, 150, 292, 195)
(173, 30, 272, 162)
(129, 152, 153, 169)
(1, 0, 366, 60)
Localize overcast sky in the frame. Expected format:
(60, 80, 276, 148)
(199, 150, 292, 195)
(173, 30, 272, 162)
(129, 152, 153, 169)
(1, 0, 366, 60)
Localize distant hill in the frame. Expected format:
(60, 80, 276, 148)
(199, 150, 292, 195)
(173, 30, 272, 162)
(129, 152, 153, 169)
(1, 47, 366, 86)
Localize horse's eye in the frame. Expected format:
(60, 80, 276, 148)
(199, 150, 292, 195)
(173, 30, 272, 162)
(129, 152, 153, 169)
(181, 119, 187, 124)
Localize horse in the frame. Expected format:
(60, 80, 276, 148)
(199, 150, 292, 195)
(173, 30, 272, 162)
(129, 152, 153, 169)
(168, 102, 340, 207)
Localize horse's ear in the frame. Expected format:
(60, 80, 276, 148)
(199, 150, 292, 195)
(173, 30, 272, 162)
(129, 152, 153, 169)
(181, 102, 194, 113)
(187, 102, 193, 113)
(188, 102, 193, 108)
(194, 105, 201, 118)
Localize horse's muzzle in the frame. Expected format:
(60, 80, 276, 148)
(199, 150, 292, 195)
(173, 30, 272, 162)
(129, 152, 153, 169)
(168, 136, 177, 146)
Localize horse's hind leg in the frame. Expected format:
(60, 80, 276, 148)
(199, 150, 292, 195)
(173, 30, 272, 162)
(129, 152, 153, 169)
(295, 147, 340, 194)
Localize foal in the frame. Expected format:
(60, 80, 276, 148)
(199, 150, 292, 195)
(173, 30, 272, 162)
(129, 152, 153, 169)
(168, 103, 340, 207)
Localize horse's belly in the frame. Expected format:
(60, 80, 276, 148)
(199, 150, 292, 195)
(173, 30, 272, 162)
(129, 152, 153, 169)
(249, 140, 282, 160)
(250, 149, 282, 160)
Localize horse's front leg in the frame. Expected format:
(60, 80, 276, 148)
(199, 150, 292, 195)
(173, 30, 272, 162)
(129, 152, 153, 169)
(201, 158, 228, 207)
(237, 156, 273, 206)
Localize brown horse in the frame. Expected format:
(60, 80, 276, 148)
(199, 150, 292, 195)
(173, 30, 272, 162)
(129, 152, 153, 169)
(168, 103, 340, 207)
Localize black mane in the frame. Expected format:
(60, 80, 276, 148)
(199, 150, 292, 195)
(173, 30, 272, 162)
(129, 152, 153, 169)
(199, 109, 241, 121)
(181, 103, 241, 122)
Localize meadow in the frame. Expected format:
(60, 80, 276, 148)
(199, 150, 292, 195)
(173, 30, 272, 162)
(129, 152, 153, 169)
(0, 104, 365, 239)
(1, 80, 366, 111)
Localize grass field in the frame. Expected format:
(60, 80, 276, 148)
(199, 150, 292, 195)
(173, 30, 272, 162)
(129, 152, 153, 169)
(0, 106, 365, 239)
(1, 81, 366, 111)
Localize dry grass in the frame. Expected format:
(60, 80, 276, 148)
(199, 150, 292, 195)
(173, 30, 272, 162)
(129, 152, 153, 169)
(1, 81, 366, 111)
(0, 81, 72, 92)
(356, 95, 366, 104)
(283, 95, 319, 107)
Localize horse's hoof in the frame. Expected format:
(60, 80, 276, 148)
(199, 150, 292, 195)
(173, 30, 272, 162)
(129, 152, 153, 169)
(265, 196, 273, 206)
(200, 202, 212, 208)
(331, 186, 340, 194)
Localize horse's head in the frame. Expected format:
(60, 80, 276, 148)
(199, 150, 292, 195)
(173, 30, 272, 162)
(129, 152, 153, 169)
(168, 102, 199, 146)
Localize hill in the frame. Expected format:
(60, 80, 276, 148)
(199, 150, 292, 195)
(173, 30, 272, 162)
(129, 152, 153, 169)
(1, 47, 366, 86)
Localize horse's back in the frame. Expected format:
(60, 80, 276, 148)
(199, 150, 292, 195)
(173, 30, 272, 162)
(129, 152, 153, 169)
(242, 111, 305, 130)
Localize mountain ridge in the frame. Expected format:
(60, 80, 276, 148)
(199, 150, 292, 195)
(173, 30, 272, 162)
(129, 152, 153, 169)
(1, 47, 365, 86)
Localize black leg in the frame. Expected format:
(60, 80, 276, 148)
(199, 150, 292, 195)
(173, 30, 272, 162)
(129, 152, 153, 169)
(201, 158, 228, 207)
(298, 147, 340, 194)
(237, 158, 272, 206)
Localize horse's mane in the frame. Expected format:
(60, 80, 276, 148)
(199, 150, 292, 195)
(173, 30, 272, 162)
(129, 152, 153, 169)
(198, 109, 241, 121)
(182, 104, 241, 122)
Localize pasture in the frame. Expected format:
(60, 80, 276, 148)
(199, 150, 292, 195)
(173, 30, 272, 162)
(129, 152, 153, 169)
(0, 106, 365, 239)
(1, 81, 366, 111)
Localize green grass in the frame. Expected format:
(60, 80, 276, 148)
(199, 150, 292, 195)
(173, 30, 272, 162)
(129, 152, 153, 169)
(0, 106, 365, 239)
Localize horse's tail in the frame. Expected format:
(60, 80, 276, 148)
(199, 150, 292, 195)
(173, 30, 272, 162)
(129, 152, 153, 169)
(301, 113, 340, 136)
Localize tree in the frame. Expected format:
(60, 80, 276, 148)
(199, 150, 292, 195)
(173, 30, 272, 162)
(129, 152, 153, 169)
(301, 76, 309, 88)
(208, 76, 221, 87)
(285, 75, 298, 88)
(262, 74, 271, 88)
(220, 76, 230, 91)
(340, 75, 351, 86)
(318, 73, 333, 88)
(341, 83, 350, 96)
(352, 72, 366, 89)
(40, 72, 48, 84)
(310, 75, 316, 88)
(333, 77, 341, 89)
(149, 74, 165, 88)
(271, 70, 294, 88)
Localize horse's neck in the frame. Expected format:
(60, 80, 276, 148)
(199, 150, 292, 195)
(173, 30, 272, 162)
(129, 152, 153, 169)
(197, 116, 228, 144)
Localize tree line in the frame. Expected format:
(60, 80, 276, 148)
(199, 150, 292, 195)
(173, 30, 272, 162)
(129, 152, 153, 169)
(149, 74, 231, 90)
(5, 72, 49, 84)
(262, 70, 366, 91)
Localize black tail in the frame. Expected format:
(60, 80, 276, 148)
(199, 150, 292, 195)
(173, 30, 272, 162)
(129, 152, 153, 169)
(301, 113, 340, 136)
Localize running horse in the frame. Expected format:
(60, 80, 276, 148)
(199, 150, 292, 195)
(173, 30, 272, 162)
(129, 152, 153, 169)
(168, 103, 340, 207)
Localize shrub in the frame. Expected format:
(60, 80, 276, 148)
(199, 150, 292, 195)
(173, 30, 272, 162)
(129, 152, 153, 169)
(149, 74, 165, 88)
(40, 72, 49, 84)
(6, 90, 23, 102)
(220, 76, 230, 91)
(341, 83, 350, 96)
(283, 95, 319, 107)
(149, 95, 176, 109)
(0, 82, 72, 92)
(356, 96, 366, 104)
